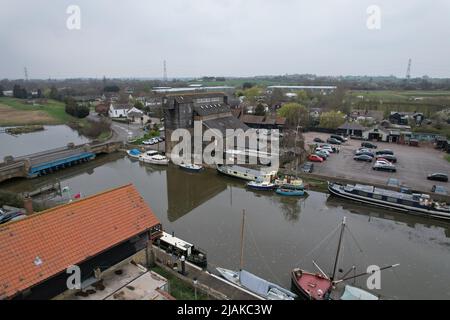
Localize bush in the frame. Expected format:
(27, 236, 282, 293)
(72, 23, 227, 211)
(65, 97, 90, 118)
(0, 191, 24, 208)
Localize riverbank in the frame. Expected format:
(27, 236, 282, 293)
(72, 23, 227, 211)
(0, 97, 112, 141)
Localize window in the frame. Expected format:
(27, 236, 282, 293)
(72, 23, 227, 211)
(373, 194, 383, 200)
(386, 197, 398, 203)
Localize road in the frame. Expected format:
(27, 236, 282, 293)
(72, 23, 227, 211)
(87, 112, 144, 142)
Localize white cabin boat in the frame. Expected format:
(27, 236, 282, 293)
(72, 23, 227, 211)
(139, 151, 169, 165)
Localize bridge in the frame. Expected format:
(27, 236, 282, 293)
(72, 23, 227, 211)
(0, 141, 123, 183)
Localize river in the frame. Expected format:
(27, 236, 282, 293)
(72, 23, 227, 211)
(1, 129, 450, 300)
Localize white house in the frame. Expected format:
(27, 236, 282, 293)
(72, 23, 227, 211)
(108, 104, 132, 118)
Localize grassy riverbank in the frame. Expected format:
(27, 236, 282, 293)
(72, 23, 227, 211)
(0, 97, 112, 141)
(151, 266, 208, 300)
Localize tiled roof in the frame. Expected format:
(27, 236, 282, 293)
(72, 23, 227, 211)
(0, 184, 160, 299)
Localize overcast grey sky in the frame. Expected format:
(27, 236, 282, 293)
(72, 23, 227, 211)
(1, 0, 449, 79)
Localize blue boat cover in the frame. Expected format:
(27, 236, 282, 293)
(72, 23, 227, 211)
(129, 149, 141, 156)
(340, 285, 378, 300)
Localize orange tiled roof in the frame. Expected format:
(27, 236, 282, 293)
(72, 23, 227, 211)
(0, 184, 160, 299)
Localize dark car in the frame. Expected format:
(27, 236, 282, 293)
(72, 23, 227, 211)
(355, 151, 375, 157)
(354, 154, 373, 162)
(376, 149, 394, 156)
(375, 154, 397, 163)
(327, 138, 342, 145)
(301, 162, 314, 173)
(361, 142, 378, 149)
(330, 135, 347, 143)
(427, 173, 449, 182)
(314, 138, 325, 143)
(0, 211, 25, 225)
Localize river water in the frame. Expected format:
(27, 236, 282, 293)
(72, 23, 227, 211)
(1, 129, 450, 300)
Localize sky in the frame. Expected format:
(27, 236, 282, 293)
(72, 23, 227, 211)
(0, 0, 449, 79)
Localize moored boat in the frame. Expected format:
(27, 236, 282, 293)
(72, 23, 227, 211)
(139, 151, 169, 165)
(328, 182, 450, 220)
(291, 217, 399, 300)
(216, 267, 297, 300)
(216, 164, 276, 182)
(155, 231, 207, 269)
(179, 163, 203, 173)
(247, 180, 276, 191)
(276, 188, 305, 197)
(126, 149, 142, 159)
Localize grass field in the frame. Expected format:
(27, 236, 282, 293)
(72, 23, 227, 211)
(348, 90, 450, 102)
(0, 97, 76, 126)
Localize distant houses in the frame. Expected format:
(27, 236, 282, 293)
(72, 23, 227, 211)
(389, 111, 425, 126)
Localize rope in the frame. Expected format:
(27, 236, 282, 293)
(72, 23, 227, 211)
(246, 221, 284, 285)
(293, 222, 341, 266)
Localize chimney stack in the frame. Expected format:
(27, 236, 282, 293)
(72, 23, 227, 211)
(23, 196, 34, 216)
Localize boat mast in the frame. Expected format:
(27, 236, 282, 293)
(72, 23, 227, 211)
(239, 210, 246, 273)
(331, 217, 346, 281)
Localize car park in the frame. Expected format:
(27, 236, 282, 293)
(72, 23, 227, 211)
(319, 145, 337, 153)
(354, 154, 373, 162)
(427, 173, 449, 182)
(301, 162, 314, 173)
(308, 154, 324, 162)
(361, 142, 378, 149)
(315, 148, 331, 155)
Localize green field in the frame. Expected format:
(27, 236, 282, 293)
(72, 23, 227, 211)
(0, 97, 77, 126)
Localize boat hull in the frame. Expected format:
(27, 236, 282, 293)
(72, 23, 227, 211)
(328, 182, 450, 220)
(291, 269, 332, 300)
(276, 189, 305, 196)
(179, 165, 203, 173)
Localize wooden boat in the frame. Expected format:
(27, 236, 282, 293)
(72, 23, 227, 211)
(155, 231, 207, 269)
(139, 151, 169, 165)
(247, 180, 276, 191)
(276, 188, 305, 196)
(179, 163, 203, 173)
(328, 182, 450, 220)
(126, 149, 142, 159)
(216, 210, 297, 300)
(291, 217, 399, 300)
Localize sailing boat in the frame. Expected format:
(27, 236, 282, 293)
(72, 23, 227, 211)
(217, 210, 298, 300)
(291, 217, 399, 300)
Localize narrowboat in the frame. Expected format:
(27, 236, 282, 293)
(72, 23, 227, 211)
(216, 164, 276, 182)
(276, 188, 305, 197)
(328, 182, 450, 220)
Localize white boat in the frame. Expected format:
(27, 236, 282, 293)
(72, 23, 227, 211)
(216, 267, 297, 300)
(179, 163, 203, 173)
(139, 151, 169, 165)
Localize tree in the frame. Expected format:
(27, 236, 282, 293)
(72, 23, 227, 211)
(0, 85, 4, 97)
(103, 85, 120, 93)
(13, 84, 27, 99)
(49, 86, 59, 100)
(277, 103, 309, 128)
(254, 103, 266, 116)
(243, 87, 261, 105)
(319, 111, 346, 129)
(242, 82, 254, 90)
(65, 97, 90, 118)
(134, 100, 144, 110)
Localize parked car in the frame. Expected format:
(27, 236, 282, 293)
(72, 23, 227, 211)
(373, 161, 396, 172)
(315, 148, 331, 156)
(376, 154, 397, 163)
(308, 154, 324, 163)
(327, 138, 342, 145)
(319, 144, 337, 153)
(427, 173, 449, 182)
(314, 137, 325, 143)
(361, 142, 378, 149)
(354, 154, 373, 162)
(0, 211, 25, 225)
(355, 151, 375, 158)
(376, 149, 394, 156)
(330, 134, 347, 143)
(431, 185, 448, 195)
(315, 151, 328, 160)
(301, 162, 314, 173)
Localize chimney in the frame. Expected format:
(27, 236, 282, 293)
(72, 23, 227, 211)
(23, 196, 34, 216)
